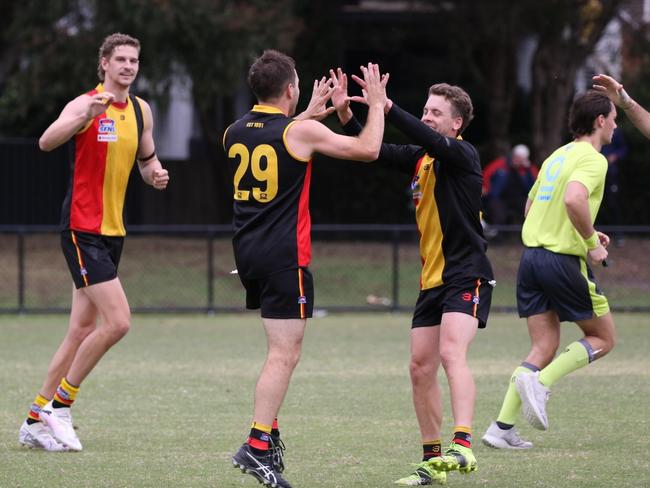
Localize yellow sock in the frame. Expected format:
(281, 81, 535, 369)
(539, 341, 590, 387)
(27, 394, 49, 422)
(496, 364, 538, 425)
(251, 421, 272, 434)
(53, 377, 79, 406)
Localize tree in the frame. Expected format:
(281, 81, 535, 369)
(0, 0, 302, 223)
(527, 0, 621, 160)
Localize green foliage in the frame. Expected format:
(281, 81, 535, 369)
(0, 0, 301, 136)
(0, 1, 98, 135)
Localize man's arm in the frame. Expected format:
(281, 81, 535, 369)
(593, 74, 650, 139)
(135, 99, 169, 190)
(331, 67, 420, 172)
(338, 115, 422, 173)
(564, 181, 607, 264)
(39, 92, 115, 151)
(286, 63, 387, 162)
(386, 103, 479, 172)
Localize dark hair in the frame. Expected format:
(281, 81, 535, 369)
(428, 83, 474, 134)
(248, 50, 296, 102)
(97, 33, 140, 81)
(569, 90, 613, 137)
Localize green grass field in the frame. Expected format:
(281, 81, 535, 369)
(1, 312, 649, 487)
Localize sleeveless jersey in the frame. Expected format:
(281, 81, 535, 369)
(223, 105, 312, 279)
(61, 84, 144, 236)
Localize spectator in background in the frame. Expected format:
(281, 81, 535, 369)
(600, 128, 627, 245)
(483, 144, 538, 228)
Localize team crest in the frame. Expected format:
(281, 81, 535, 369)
(97, 118, 118, 142)
(411, 176, 422, 201)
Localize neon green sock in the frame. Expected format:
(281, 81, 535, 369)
(496, 365, 535, 425)
(539, 341, 590, 387)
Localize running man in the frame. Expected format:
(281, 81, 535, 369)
(19, 33, 169, 452)
(482, 90, 617, 449)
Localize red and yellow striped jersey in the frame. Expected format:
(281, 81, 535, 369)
(61, 84, 144, 236)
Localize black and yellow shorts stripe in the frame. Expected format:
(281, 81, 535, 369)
(60, 230, 124, 289)
(239, 267, 314, 319)
(516, 247, 609, 321)
(412, 277, 493, 329)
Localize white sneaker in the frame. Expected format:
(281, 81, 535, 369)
(18, 420, 69, 451)
(482, 421, 533, 449)
(39, 401, 83, 451)
(515, 372, 551, 431)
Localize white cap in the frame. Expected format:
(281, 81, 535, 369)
(513, 144, 530, 159)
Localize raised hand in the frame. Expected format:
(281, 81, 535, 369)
(294, 76, 335, 121)
(592, 74, 633, 109)
(329, 68, 350, 114)
(360, 63, 389, 110)
(85, 92, 115, 120)
(350, 64, 391, 113)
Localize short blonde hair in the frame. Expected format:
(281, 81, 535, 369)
(97, 33, 140, 81)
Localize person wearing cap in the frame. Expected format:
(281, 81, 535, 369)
(482, 144, 539, 228)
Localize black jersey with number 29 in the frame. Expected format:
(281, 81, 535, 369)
(223, 105, 312, 279)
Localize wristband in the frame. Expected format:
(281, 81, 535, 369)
(139, 151, 156, 162)
(585, 232, 599, 250)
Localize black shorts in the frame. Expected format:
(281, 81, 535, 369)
(60, 230, 124, 289)
(517, 247, 609, 321)
(239, 267, 314, 319)
(411, 277, 494, 329)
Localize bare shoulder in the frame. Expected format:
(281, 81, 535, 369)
(287, 119, 327, 140)
(65, 93, 92, 110)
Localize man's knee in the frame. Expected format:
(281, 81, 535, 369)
(269, 343, 302, 370)
(410, 355, 438, 382)
(67, 321, 96, 343)
(105, 312, 131, 340)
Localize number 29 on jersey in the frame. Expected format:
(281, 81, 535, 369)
(229, 143, 278, 203)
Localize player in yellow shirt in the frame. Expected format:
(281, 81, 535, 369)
(18, 33, 169, 453)
(482, 90, 617, 449)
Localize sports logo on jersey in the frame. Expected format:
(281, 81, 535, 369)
(461, 292, 472, 302)
(411, 176, 422, 201)
(298, 295, 307, 305)
(97, 118, 118, 142)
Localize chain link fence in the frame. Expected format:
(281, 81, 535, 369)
(1, 225, 649, 314)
